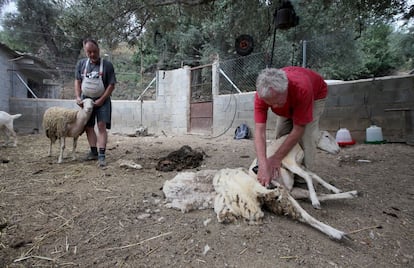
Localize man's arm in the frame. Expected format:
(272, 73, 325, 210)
(254, 123, 267, 165)
(269, 123, 305, 164)
(95, 84, 115, 107)
(74, 79, 82, 106)
(254, 123, 274, 186)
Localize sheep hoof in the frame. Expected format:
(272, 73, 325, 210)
(312, 201, 321, 210)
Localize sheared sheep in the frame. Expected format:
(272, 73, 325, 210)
(163, 167, 354, 240)
(317, 130, 340, 154)
(249, 134, 357, 209)
(213, 168, 349, 240)
(0, 111, 22, 147)
(42, 98, 94, 163)
(162, 132, 357, 240)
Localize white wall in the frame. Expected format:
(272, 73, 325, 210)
(0, 49, 11, 112)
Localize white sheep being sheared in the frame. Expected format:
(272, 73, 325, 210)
(0, 111, 22, 147)
(162, 132, 357, 240)
(317, 130, 340, 154)
(249, 134, 356, 209)
(42, 98, 94, 163)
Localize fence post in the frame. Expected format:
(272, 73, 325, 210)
(302, 40, 307, 68)
(212, 58, 220, 96)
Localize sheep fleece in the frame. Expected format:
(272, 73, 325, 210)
(43, 107, 79, 142)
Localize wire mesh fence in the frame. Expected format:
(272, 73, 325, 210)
(218, 52, 268, 94)
(11, 32, 351, 101)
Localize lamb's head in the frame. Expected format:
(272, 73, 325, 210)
(317, 130, 340, 154)
(82, 98, 94, 114)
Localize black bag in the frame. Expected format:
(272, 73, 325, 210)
(234, 123, 250, 140)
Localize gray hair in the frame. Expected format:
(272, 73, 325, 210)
(83, 38, 99, 48)
(256, 68, 288, 98)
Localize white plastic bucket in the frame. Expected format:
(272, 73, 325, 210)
(366, 125, 383, 142)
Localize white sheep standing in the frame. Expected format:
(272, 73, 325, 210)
(0, 111, 22, 147)
(43, 98, 94, 163)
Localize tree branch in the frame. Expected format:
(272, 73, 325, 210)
(150, 0, 215, 7)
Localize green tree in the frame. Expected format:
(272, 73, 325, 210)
(390, 26, 414, 71)
(1, 0, 413, 82)
(357, 22, 399, 77)
(2, 0, 80, 67)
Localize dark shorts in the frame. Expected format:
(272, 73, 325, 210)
(82, 95, 112, 129)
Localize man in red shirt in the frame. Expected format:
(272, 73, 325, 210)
(254, 67, 328, 187)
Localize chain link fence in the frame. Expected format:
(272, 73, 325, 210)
(216, 32, 355, 94)
(25, 32, 349, 101)
(218, 52, 268, 94)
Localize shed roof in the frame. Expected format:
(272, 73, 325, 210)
(0, 42, 58, 82)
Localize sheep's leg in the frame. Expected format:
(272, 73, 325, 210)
(58, 137, 65, 164)
(0, 128, 5, 146)
(285, 165, 320, 209)
(9, 128, 17, 147)
(285, 193, 347, 240)
(317, 191, 358, 201)
(306, 170, 342, 194)
(48, 140, 53, 157)
(72, 136, 78, 160)
(264, 188, 346, 240)
(5, 125, 17, 147)
(291, 188, 358, 201)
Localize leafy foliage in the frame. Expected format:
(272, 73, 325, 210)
(0, 0, 413, 85)
(357, 23, 399, 77)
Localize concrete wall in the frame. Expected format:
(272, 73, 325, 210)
(10, 66, 192, 135)
(321, 76, 414, 142)
(0, 50, 33, 112)
(212, 75, 414, 143)
(0, 49, 10, 112)
(9, 68, 414, 144)
(111, 67, 190, 135)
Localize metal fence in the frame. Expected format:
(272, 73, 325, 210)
(218, 52, 268, 94)
(26, 32, 346, 101)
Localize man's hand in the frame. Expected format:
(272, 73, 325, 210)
(94, 98, 104, 107)
(76, 97, 83, 107)
(258, 155, 283, 187)
(257, 159, 280, 187)
(257, 168, 272, 187)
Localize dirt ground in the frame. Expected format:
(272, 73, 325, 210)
(0, 132, 413, 268)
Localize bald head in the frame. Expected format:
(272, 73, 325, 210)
(83, 38, 100, 64)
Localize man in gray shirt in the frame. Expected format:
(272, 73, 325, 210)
(74, 38, 117, 167)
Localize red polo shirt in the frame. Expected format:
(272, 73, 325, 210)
(254, 67, 327, 126)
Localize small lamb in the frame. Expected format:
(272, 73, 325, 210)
(43, 98, 94, 163)
(0, 111, 22, 147)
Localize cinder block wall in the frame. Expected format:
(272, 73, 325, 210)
(321, 75, 414, 142)
(9, 70, 414, 144)
(212, 75, 414, 143)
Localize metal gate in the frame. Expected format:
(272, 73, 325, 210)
(189, 64, 213, 134)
